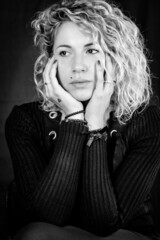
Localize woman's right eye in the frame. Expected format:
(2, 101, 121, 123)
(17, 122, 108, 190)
(59, 51, 69, 57)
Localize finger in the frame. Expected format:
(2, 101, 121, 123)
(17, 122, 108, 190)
(104, 54, 114, 84)
(48, 61, 66, 104)
(95, 60, 104, 91)
(103, 55, 116, 96)
(44, 57, 56, 98)
(43, 56, 55, 83)
(50, 60, 60, 88)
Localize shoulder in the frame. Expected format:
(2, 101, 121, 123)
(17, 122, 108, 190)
(5, 101, 61, 137)
(5, 101, 44, 135)
(8, 101, 42, 118)
(6, 101, 42, 121)
(110, 96, 160, 136)
(125, 96, 160, 141)
(132, 96, 160, 128)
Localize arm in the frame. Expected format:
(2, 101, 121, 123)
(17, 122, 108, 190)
(80, 105, 160, 233)
(80, 132, 119, 234)
(5, 106, 88, 225)
(114, 105, 160, 223)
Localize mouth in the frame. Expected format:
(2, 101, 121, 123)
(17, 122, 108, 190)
(71, 80, 92, 88)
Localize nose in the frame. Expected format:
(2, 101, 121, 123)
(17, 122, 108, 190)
(72, 55, 87, 73)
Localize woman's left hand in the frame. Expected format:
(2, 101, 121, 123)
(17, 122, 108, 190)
(85, 55, 115, 130)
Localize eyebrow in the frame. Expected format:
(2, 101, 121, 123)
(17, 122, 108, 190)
(56, 42, 95, 49)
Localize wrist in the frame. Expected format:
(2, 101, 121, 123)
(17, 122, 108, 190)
(67, 113, 84, 121)
(87, 121, 106, 131)
(65, 110, 85, 121)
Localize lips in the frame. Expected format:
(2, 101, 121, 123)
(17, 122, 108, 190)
(70, 80, 92, 89)
(71, 80, 91, 84)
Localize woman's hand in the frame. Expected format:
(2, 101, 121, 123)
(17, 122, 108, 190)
(44, 56, 84, 118)
(85, 55, 115, 130)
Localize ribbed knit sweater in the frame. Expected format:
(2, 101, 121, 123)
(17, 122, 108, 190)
(5, 98, 160, 237)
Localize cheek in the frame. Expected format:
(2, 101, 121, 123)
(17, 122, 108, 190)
(57, 61, 71, 85)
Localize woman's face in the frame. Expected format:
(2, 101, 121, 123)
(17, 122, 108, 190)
(53, 21, 105, 102)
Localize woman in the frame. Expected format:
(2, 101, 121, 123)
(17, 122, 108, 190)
(5, 0, 160, 239)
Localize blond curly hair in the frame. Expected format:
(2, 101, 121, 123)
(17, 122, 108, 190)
(31, 0, 152, 124)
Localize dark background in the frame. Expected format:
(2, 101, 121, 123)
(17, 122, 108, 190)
(0, 0, 160, 186)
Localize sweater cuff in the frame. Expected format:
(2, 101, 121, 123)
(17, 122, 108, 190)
(60, 119, 88, 135)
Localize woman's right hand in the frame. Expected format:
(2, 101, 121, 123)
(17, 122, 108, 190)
(43, 56, 84, 117)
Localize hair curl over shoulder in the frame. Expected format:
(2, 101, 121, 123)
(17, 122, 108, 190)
(31, 0, 152, 124)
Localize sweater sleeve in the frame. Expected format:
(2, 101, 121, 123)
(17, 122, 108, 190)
(80, 105, 160, 234)
(80, 133, 119, 234)
(114, 105, 160, 223)
(5, 105, 88, 225)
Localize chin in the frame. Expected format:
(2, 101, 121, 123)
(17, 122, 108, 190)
(70, 90, 92, 102)
(74, 94, 91, 102)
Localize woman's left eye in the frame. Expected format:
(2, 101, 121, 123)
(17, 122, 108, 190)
(87, 49, 99, 54)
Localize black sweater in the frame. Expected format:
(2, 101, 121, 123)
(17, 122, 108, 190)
(5, 99, 160, 237)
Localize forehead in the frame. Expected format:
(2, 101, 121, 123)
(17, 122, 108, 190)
(54, 21, 97, 47)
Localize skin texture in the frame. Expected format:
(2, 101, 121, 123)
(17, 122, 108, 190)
(43, 21, 115, 130)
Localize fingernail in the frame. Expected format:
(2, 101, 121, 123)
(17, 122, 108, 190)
(97, 60, 101, 65)
(103, 69, 106, 78)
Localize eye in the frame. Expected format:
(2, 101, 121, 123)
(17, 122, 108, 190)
(59, 51, 69, 57)
(87, 49, 99, 54)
